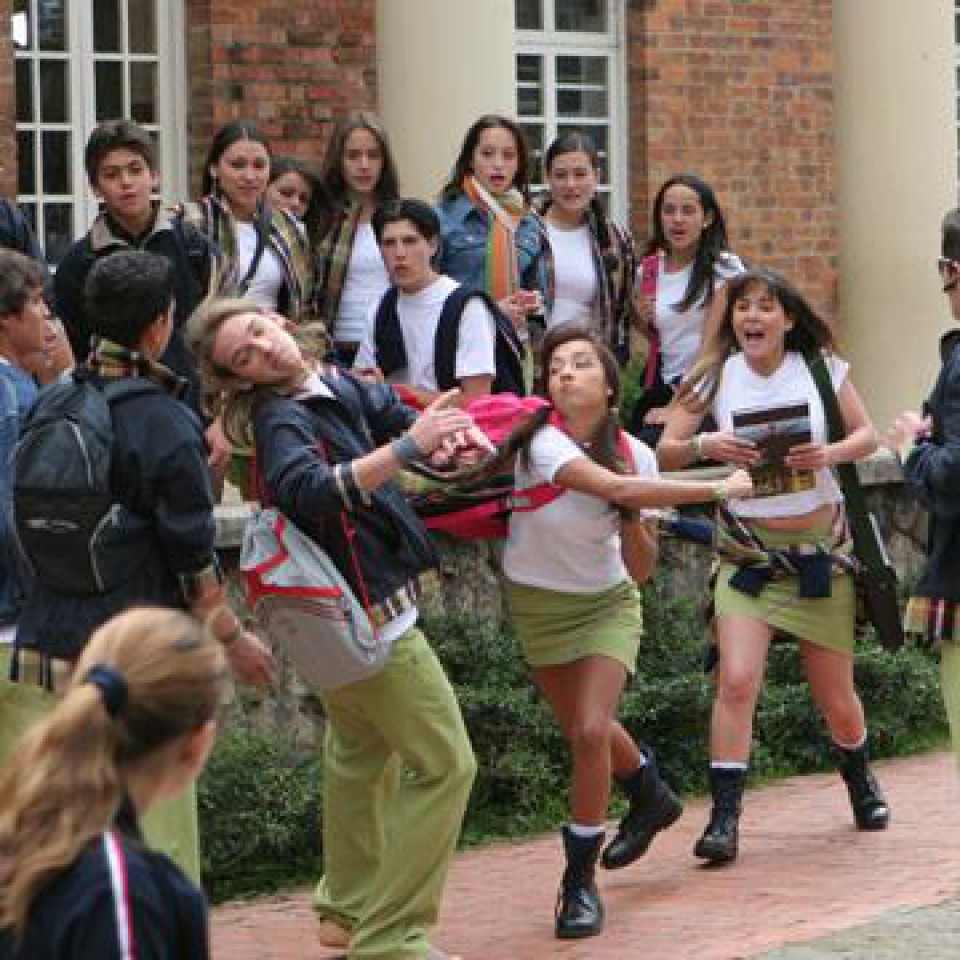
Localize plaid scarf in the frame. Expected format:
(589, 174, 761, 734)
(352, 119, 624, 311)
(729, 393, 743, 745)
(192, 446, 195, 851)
(536, 198, 637, 362)
(87, 337, 188, 398)
(715, 505, 856, 599)
(904, 596, 960, 651)
(179, 196, 312, 321)
(462, 174, 527, 302)
(312, 203, 361, 335)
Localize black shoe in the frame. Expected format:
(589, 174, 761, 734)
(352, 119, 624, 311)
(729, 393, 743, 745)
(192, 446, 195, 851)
(555, 827, 604, 939)
(836, 740, 890, 831)
(602, 752, 683, 870)
(693, 767, 745, 865)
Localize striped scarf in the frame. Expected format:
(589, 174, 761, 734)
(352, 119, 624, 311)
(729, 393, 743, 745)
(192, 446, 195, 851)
(462, 174, 527, 302)
(88, 337, 187, 399)
(312, 203, 361, 334)
(179, 196, 312, 322)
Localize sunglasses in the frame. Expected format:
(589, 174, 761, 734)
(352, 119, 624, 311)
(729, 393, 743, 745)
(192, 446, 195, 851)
(938, 257, 960, 286)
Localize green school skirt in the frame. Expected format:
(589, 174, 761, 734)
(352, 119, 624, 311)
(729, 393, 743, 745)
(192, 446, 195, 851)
(505, 579, 643, 674)
(715, 525, 856, 653)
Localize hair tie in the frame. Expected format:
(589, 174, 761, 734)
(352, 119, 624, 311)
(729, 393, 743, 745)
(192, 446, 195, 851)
(84, 665, 129, 718)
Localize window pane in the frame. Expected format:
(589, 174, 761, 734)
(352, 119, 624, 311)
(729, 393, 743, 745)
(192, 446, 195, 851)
(37, 0, 67, 51)
(43, 203, 74, 265)
(95, 61, 125, 121)
(557, 56, 606, 86)
(517, 54, 542, 85)
(555, 0, 607, 32)
(17, 130, 35, 194)
(128, 0, 157, 53)
(12, 1, 32, 50)
(39, 59, 68, 123)
(130, 62, 157, 124)
(515, 0, 542, 30)
(520, 123, 544, 185)
(557, 87, 608, 117)
(94, 0, 123, 52)
(518, 86, 543, 117)
(41, 130, 71, 193)
(16, 59, 33, 123)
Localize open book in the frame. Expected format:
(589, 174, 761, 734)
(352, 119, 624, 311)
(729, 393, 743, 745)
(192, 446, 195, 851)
(732, 401, 815, 497)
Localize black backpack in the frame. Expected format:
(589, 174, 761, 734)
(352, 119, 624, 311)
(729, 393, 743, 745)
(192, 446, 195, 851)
(374, 285, 527, 396)
(13, 371, 158, 596)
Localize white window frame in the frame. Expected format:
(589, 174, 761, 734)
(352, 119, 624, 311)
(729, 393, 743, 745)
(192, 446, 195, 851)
(515, 0, 629, 223)
(13, 1, 187, 257)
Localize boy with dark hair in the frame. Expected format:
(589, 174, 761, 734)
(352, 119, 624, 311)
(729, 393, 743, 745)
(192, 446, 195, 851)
(16, 250, 272, 878)
(893, 207, 960, 762)
(53, 119, 218, 415)
(355, 197, 524, 403)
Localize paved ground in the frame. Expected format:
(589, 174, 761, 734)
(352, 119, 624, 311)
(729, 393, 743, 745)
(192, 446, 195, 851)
(212, 751, 960, 959)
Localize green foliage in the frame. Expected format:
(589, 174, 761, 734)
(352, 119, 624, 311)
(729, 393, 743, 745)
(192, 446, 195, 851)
(198, 728, 321, 901)
(199, 573, 947, 898)
(619, 356, 646, 427)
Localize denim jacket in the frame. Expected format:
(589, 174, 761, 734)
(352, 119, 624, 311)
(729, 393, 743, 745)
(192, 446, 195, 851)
(434, 193, 547, 296)
(0, 363, 36, 625)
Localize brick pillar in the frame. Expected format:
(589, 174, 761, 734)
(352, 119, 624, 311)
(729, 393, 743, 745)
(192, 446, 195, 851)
(184, 0, 377, 195)
(0, 0, 16, 198)
(626, 0, 838, 320)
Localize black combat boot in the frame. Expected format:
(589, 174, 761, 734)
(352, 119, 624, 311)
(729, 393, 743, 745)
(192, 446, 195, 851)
(693, 766, 746, 864)
(835, 739, 890, 830)
(555, 827, 605, 939)
(601, 748, 683, 870)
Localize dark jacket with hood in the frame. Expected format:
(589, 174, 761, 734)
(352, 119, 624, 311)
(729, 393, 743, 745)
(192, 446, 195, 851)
(903, 328, 960, 602)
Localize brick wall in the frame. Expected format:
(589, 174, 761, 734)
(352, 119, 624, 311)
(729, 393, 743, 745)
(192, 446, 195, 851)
(626, 0, 838, 320)
(0, 0, 15, 199)
(185, 0, 377, 193)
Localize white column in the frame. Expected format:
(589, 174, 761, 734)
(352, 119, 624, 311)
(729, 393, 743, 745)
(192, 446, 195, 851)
(376, 0, 517, 200)
(833, 1, 956, 430)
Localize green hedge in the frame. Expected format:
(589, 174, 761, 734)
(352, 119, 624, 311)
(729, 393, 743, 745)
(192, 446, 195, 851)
(198, 576, 947, 899)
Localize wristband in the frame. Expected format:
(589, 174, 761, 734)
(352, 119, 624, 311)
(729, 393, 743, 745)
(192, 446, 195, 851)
(692, 434, 705, 462)
(391, 433, 422, 466)
(712, 483, 729, 503)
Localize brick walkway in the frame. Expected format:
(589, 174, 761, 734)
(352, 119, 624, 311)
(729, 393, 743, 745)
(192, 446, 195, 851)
(212, 751, 960, 959)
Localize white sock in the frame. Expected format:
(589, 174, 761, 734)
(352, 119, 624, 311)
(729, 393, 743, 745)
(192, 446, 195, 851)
(568, 822, 605, 838)
(833, 731, 867, 752)
(710, 761, 748, 772)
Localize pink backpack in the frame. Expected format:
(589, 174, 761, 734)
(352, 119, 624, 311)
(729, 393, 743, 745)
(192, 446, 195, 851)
(408, 393, 636, 540)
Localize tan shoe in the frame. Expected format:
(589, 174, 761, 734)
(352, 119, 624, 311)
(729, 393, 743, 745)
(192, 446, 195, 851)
(316, 918, 351, 949)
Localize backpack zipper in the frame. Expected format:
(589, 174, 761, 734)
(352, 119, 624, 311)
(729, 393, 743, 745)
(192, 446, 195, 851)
(88, 503, 122, 593)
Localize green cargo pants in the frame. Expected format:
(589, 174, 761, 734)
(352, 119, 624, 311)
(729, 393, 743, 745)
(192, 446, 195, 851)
(313, 626, 476, 960)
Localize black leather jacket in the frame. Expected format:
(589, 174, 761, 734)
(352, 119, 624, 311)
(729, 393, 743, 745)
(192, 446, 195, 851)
(253, 370, 437, 620)
(904, 329, 960, 602)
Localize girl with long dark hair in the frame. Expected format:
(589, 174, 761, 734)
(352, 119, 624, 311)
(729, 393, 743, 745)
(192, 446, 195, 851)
(535, 131, 636, 365)
(659, 268, 889, 866)
(313, 111, 400, 366)
(632, 173, 744, 445)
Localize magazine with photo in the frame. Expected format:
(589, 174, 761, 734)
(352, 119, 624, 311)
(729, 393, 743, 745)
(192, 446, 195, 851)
(731, 401, 815, 497)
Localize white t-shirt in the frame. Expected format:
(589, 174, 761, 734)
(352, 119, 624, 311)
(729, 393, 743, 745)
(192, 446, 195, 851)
(235, 221, 285, 311)
(502, 425, 659, 593)
(355, 275, 496, 391)
(545, 222, 598, 329)
(713, 351, 848, 518)
(336, 223, 390, 343)
(651, 251, 744, 383)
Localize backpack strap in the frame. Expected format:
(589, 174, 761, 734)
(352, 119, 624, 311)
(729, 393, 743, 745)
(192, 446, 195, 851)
(434, 287, 525, 395)
(373, 287, 407, 378)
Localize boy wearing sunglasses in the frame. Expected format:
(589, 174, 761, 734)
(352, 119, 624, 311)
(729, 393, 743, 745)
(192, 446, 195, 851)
(891, 208, 960, 761)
